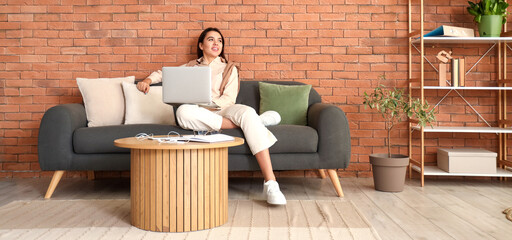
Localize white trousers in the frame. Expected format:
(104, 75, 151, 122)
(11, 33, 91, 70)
(176, 104, 277, 155)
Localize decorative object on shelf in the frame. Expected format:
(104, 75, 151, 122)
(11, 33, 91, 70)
(363, 75, 436, 192)
(437, 148, 497, 174)
(424, 25, 475, 37)
(436, 50, 452, 86)
(467, 0, 509, 37)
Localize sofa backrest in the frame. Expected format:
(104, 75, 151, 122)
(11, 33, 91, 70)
(236, 81, 322, 112)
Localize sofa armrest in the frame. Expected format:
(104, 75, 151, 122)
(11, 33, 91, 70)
(38, 104, 87, 170)
(308, 103, 351, 169)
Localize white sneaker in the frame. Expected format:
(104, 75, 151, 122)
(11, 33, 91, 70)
(260, 111, 281, 126)
(263, 180, 287, 205)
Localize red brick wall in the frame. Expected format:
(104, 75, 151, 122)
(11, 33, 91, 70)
(0, 0, 509, 178)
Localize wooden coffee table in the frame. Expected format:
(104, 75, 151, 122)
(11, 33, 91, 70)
(114, 136, 244, 232)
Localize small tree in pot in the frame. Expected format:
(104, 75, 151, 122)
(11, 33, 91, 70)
(363, 75, 436, 192)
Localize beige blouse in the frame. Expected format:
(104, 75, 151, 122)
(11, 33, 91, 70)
(146, 57, 239, 109)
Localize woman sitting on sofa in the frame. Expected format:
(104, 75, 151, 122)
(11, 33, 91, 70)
(136, 27, 286, 205)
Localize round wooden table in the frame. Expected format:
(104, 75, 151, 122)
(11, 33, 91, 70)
(114, 136, 244, 232)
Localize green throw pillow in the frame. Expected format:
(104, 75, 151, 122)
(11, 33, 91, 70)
(259, 82, 312, 125)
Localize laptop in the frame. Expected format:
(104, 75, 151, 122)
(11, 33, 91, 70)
(162, 66, 219, 109)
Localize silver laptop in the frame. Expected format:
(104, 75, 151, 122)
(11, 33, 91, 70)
(162, 66, 218, 108)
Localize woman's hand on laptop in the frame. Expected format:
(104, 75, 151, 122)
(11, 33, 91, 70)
(136, 78, 151, 94)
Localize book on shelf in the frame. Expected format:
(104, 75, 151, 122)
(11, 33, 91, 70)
(448, 58, 465, 87)
(424, 25, 475, 38)
(459, 58, 465, 86)
(451, 58, 459, 87)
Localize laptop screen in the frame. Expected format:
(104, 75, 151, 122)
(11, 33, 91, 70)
(162, 66, 212, 104)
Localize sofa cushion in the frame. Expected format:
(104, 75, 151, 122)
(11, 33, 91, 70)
(236, 81, 322, 112)
(73, 124, 318, 154)
(259, 82, 311, 125)
(76, 76, 135, 127)
(224, 125, 318, 154)
(73, 124, 191, 154)
(121, 82, 176, 125)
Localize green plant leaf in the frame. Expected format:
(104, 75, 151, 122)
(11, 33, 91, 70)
(484, 0, 491, 14)
(475, 14, 482, 23)
(493, 3, 498, 14)
(468, 8, 479, 17)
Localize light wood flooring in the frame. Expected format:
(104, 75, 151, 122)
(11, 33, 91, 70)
(0, 176, 511, 239)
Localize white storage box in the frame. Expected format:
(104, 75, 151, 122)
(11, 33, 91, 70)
(437, 148, 497, 174)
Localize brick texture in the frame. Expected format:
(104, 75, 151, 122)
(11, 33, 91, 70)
(0, 0, 509, 179)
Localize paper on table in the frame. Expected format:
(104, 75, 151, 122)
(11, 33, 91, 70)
(147, 136, 189, 143)
(148, 134, 235, 143)
(183, 134, 235, 143)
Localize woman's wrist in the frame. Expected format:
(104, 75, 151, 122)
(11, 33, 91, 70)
(142, 78, 152, 84)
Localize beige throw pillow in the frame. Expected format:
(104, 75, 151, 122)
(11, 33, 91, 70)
(76, 76, 135, 127)
(121, 82, 176, 125)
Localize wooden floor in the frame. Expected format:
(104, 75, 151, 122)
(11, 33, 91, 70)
(0, 176, 511, 239)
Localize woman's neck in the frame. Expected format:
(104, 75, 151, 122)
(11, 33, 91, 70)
(202, 56, 217, 65)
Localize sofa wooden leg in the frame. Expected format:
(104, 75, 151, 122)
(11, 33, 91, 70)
(44, 170, 65, 199)
(87, 171, 95, 180)
(327, 169, 344, 197)
(318, 169, 327, 179)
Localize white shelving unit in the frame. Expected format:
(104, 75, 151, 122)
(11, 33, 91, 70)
(411, 165, 512, 177)
(411, 126, 512, 133)
(408, 1, 512, 185)
(412, 36, 512, 44)
(411, 86, 512, 90)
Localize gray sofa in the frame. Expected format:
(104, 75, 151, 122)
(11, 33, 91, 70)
(38, 81, 351, 198)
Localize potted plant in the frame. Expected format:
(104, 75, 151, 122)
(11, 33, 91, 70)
(467, 0, 509, 37)
(363, 75, 436, 192)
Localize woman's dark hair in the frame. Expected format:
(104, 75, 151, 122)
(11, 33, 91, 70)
(197, 27, 226, 60)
